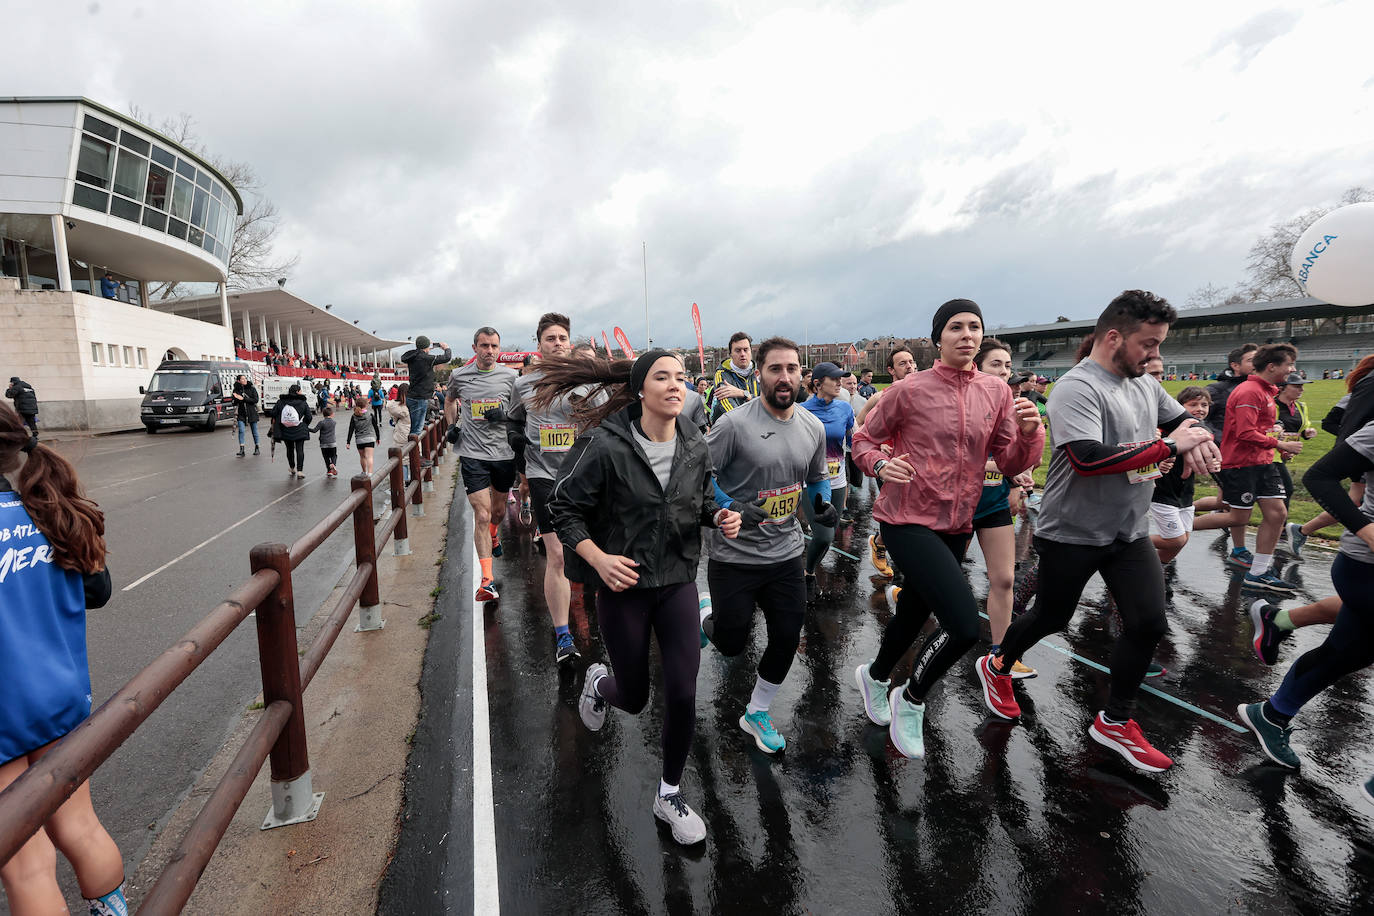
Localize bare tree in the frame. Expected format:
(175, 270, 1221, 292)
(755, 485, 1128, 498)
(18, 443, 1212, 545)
(128, 106, 298, 299)
(1185, 282, 1229, 309)
(1238, 187, 1374, 302)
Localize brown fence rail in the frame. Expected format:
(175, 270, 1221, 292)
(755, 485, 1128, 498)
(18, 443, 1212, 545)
(0, 413, 452, 914)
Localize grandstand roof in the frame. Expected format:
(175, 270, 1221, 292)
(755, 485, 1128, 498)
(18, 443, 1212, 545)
(991, 296, 1374, 339)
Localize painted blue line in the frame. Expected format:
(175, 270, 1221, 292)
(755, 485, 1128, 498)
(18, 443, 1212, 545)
(801, 533, 862, 562)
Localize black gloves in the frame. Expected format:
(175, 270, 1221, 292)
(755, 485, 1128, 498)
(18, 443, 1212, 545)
(738, 498, 771, 528)
(482, 406, 506, 423)
(812, 493, 838, 528)
(446, 425, 461, 444)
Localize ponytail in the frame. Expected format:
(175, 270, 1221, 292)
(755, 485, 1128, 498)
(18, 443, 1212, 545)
(530, 354, 636, 433)
(0, 403, 106, 573)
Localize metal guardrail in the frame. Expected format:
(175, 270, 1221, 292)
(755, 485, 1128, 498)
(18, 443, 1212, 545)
(0, 413, 452, 914)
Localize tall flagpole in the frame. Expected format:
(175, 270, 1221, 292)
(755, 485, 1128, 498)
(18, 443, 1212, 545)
(642, 241, 650, 349)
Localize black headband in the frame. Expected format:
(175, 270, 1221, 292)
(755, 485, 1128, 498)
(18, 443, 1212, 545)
(630, 349, 679, 395)
(21, 437, 37, 453)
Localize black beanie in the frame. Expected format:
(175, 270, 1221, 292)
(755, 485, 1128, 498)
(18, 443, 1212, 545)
(630, 349, 679, 395)
(931, 298, 983, 343)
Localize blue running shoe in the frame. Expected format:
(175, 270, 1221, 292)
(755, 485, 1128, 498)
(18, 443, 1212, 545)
(1236, 702, 1299, 768)
(1285, 522, 1308, 558)
(888, 687, 925, 759)
(739, 710, 786, 753)
(1226, 547, 1254, 569)
(1243, 571, 1297, 594)
(699, 595, 713, 648)
(1362, 774, 1374, 808)
(555, 632, 579, 665)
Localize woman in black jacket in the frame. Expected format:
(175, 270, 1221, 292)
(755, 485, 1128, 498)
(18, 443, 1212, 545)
(232, 375, 261, 457)
(269, 384, 313, 479)
(540, 350, 741, 847)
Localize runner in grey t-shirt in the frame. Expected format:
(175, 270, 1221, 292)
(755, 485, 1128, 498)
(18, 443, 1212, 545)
(700, 337, 834, 756)
(444, 326, 521, 603)
(982, 291, 1220, 774)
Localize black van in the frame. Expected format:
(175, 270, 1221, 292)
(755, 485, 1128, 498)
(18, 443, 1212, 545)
(139, 360, 252, 433)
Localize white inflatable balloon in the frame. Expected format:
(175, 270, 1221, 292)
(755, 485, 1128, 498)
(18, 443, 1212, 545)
(1290, 201, 1374, 306)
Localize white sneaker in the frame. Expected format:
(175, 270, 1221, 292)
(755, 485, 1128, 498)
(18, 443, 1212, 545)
(855, 662, 892, 726)
(653, 791, 706, 845)
(579, 663, 607, 731)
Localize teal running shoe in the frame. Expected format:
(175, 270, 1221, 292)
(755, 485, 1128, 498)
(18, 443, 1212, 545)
(1237, 701, 1300, 769)
(739, 710, 786, 754)
(855, 662, 892, 726)
(888, 687, 926, 759)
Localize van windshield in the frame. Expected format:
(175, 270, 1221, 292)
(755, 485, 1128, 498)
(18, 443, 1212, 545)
(148, 371, 212, 392)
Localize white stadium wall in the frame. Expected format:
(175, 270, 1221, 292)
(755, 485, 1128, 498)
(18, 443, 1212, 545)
(0, 279, 232, 428)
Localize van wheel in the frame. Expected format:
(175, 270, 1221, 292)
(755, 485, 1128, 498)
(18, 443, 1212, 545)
(203, 412, 217, 432)
(145, 425, 158, 434)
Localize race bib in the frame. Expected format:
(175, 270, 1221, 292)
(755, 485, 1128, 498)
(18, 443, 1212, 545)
(470, 398, 502, 419)
(1120, 439, 1163, 484)
(827, 459, 841, 480)
(757, 483, 801, 524)
(539, 424, 575, 453)
(984, 469, 1004, 487)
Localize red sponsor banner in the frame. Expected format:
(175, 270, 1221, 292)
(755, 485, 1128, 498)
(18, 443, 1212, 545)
(602, 331, 614, 355)
(691, 302, 705, 375)
(613, 327, 636, 359)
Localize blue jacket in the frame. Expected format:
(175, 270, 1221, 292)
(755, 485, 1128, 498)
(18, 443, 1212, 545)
(0, 479, 111, 763)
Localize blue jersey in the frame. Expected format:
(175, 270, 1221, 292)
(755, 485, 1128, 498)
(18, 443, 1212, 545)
(0, 487, 93, 764)
(974, 466, 1012, 519)
(801, 394, 855, 487)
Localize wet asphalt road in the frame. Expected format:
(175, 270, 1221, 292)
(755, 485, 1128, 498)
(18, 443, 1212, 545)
(26, 426, 389, 907)
(386, 482, 1374, 916)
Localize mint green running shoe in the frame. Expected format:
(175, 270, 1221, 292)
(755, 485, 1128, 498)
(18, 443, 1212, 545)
(739, 710, 786, 753)
(888, 687, 926, 759)
(855, 662, 892, 726)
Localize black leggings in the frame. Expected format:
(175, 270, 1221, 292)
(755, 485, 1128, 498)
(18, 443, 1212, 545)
(705, 556, 806, 684)
(1271, 553, 1374, 716)
(284, 439, 305, 470)
(998, 536, 1167, 721)
(595, 581, 701, 785)
(869, 523, 976, 702)
(803, 484, 847, 574)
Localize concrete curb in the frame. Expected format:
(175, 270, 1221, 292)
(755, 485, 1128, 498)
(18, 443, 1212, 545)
(126, 469, 457, 912)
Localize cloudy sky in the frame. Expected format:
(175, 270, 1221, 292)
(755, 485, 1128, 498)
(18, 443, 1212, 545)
(12, 0, 1374, 353)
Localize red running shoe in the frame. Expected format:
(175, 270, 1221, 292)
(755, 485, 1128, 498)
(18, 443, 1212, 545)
(975, 654, 1021, 720)
(1088, 712, 1174, 773)
(475, 579, 499, 602)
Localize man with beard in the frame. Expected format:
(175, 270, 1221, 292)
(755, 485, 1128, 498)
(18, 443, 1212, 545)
(445, 327, 519, 602)
(977, 291, 1222, 773)
(700, 336, 832, 753)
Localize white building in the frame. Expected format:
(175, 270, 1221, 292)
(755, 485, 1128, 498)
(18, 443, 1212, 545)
(1, 97, 404, 429)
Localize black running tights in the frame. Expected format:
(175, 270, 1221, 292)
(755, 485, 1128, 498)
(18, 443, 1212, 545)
(869, 523, 977, 702)
(997, 535, 1167, 721)
(1271, 553, 1374, 716)
(595, 581, 701, 785)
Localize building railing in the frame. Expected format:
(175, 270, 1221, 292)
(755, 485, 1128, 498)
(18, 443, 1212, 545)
(0, 413, 452, 914)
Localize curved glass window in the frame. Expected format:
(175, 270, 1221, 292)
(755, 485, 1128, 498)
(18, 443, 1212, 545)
(145, 163, 169, 210)
(171, 176, 193, 220)
(70, 108, 234, 267)
(119, 131, 150, 156)
(75, 136, 114, 188)
(113, 149, 147, 200)
(191, 186, 208, 228)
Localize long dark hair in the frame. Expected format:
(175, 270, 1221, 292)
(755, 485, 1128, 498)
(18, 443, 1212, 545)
(974, 337, 1011, 370)
(530, 354, 637, 432)
(0, 403, 107, 573)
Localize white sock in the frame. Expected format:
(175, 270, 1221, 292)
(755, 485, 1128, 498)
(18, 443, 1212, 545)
(699, 602, 712, 626)
(659, 779, 679, 798)
(746, 675, 783, 714)
(1251, 553, 1273, 576)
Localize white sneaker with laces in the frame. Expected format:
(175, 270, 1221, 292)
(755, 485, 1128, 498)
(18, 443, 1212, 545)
(653, 791, 706, 845)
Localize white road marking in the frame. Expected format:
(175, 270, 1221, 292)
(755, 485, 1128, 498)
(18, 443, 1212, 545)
(93, 453, 231, 491)
(472, 535, 501, 913)
(121, 487, 305, 591)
